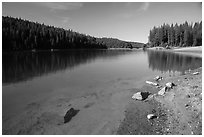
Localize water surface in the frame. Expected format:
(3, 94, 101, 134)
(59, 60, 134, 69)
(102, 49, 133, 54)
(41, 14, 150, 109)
(2, 49, 202, 134)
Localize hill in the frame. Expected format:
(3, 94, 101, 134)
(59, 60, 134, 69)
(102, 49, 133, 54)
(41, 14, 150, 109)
(2, 16, 144, 51)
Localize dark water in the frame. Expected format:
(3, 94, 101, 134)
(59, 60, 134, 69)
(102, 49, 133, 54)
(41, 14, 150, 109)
(2, 49, 202, 134)
(2, 50, 202, 85)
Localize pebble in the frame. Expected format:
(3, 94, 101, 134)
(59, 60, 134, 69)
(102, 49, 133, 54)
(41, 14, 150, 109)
(186, 94, 191, 98)
(185, 104, 190, 108)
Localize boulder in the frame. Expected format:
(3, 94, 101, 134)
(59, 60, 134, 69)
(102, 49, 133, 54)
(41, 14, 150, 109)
(132, 92, 150, 101)
(165, 82, 176, 89)
(144, 94, 155, 102)
(147, 114, 158, 120)
(158, 87, 167, 95)
(64, 108, 80, 123)
(146, 81, 159, 86)
(154, 76, 163, 81)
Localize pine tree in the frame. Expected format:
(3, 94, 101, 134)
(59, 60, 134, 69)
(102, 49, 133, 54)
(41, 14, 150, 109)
(148, 21, 202, 47)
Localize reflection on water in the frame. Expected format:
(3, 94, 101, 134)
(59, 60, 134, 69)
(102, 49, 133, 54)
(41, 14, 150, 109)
(2, 49, 202, 134)
(147, 50, 202, 74)
(3, 50, 202, 85)
(2, 50, 131, 84)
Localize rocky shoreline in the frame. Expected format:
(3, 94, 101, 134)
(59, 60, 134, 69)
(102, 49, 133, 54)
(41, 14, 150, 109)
(117, 67, 202, 135)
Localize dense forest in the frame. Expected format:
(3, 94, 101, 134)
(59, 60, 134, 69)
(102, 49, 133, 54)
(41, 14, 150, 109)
(2, 16, 143, 51)
(148, 21, 202, 47)
(96, 37, 144, 49)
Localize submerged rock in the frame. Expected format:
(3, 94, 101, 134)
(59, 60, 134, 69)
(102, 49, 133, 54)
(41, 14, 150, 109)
(147, 114, 158, 120)
(132, 92, 151, 101)
(64, 108, 80, 123)
(146, 81, 159, 86)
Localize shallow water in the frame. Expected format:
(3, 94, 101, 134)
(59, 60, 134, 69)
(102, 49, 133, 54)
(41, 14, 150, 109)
(2, 49, 202, 134)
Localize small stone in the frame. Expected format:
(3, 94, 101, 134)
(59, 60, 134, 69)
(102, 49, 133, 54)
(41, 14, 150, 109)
(154, 76, 163, 81)
(146, 81, 159, 86)
(158, 87, 167, 95)
(132, 92, 151, 101)
(147, 114, 158, 120)
(193, 72, 199, 75)
(186, 94, 191, 98)
(165, 82, 176, 89)
(185, 104, 190, 108)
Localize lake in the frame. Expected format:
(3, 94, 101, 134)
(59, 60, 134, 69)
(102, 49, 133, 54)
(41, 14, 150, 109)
(2, 49, 202, 134)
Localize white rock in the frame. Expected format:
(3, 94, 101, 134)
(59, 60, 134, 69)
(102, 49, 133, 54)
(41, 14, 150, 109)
(154, 76, 163, 81)
(165, 82, 176, 88)
(147, 114, 157, 120)
(193, 72, 199, 75)
(158, 87, 167, 95)
(146, 81, 159, 86)
(132, 92, 143, 100)
(132, 92, 150, 101)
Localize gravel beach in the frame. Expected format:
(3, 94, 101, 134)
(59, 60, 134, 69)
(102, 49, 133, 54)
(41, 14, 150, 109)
(117, 67, 202, 135)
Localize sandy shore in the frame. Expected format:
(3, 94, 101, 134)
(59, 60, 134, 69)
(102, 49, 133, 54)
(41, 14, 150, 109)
(172, 46, 202, 58)
(117, 67, 202, 135)
(148, 46, 202, 58)
(173, 46, 202, 52)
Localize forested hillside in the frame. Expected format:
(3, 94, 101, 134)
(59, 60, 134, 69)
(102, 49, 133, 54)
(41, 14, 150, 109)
(148, 21, 202, 47)
(2, 16, 143, 51)
(96, 37, 144, 49)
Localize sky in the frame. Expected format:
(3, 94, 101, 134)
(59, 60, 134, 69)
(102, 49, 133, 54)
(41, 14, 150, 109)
(2, 2, 202, 43)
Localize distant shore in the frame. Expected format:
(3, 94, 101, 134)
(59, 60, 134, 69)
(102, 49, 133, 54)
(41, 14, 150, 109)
(172, 46, 202, 57)
(147, 46, 202, 58)
(117, 66, 202, 134)
(173, 46, 202, 52)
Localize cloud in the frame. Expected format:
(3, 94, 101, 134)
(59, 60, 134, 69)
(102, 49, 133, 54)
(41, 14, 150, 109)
(39, 2, 83, 11)
(119, 2, 150, 19)
(139, 2, 150, 11)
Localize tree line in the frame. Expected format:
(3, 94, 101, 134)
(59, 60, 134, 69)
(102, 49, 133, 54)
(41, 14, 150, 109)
(96, 37, 144, 49)
(148, 21, 202, 47)
(2, 16, 143, 51)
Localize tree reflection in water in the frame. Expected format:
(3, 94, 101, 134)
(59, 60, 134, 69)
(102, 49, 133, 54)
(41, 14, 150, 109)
(2, 50, 130, 85)
(147, 50, 202, 74)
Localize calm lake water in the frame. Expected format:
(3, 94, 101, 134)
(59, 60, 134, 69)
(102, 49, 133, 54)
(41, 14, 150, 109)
(2, 49, 202, 134)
